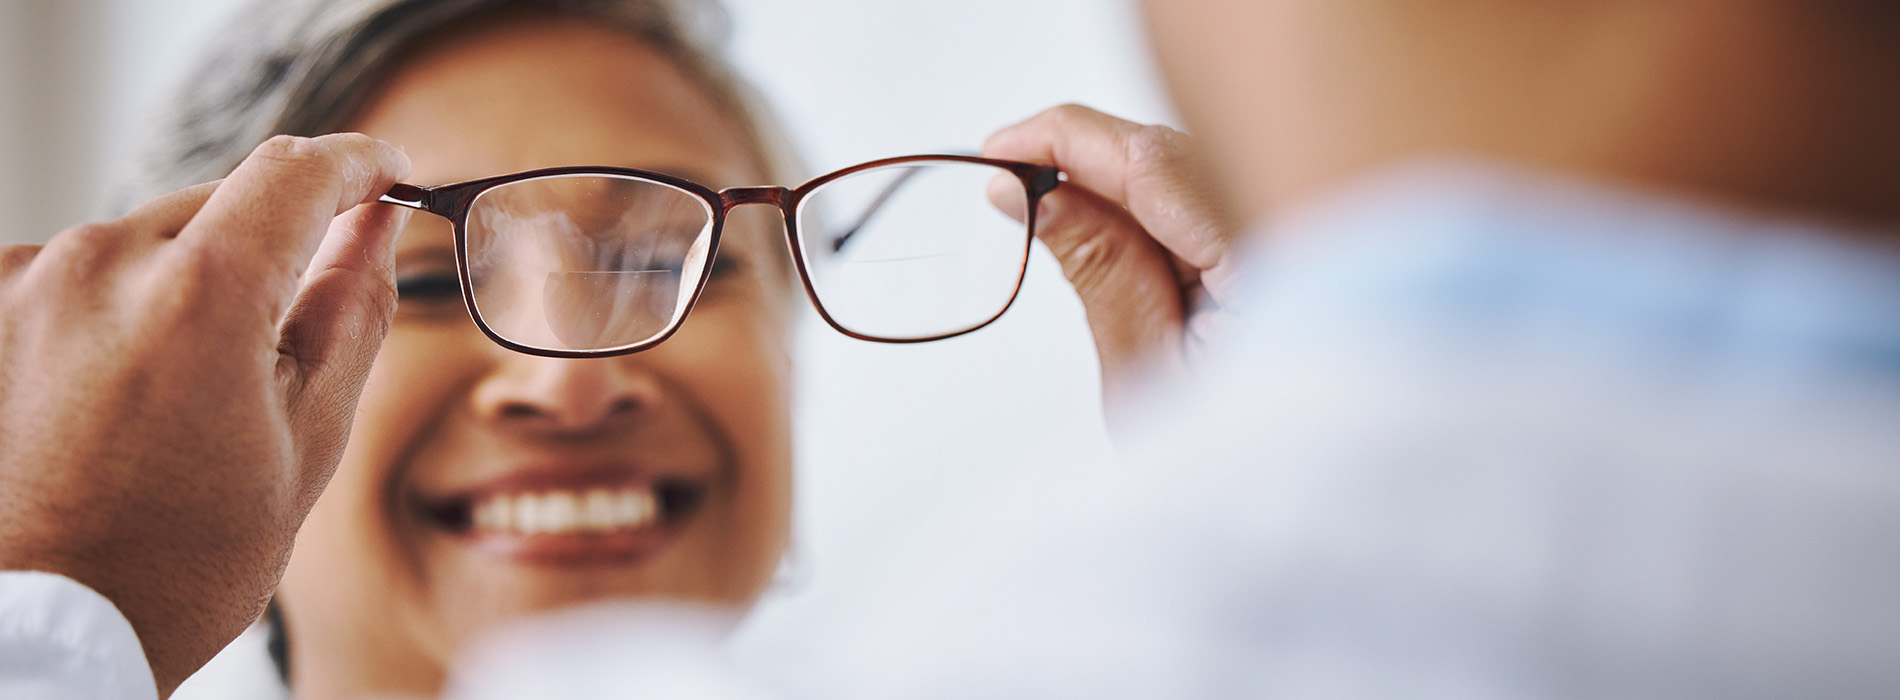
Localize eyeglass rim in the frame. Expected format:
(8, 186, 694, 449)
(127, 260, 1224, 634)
(379, 154, 1063, 358)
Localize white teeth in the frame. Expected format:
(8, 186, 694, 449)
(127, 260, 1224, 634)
(514, 494, 543, 534)
(469, 488, 658, 536)
(473, 494, 513, 531)
(583, 489, 618, 530)
(613, 490, 653, 527)
(542, 492, 579, 532)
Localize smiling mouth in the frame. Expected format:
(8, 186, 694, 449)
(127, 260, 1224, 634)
(418, 478, 707, 564)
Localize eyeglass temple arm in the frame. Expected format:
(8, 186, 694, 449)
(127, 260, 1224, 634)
(827, 166, 927, 253)
(377, 183, 432, 211)
(827, 161, 1062, 253)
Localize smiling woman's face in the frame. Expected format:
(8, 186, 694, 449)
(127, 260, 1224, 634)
(274, 15, 794, 698)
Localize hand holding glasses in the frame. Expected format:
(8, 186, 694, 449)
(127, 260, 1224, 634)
(378, 155, 1061, 357)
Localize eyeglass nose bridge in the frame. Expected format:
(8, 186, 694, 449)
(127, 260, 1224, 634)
(715, 185, 793, 213)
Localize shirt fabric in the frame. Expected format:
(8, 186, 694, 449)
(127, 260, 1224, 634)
(0, 571, 156, 700)
(744, 161, 1900, 699)
(6, 161, 1900, 698)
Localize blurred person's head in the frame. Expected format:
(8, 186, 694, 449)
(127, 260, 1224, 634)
(122, 1, 798, 697)
(1139, 0, 1900, 230)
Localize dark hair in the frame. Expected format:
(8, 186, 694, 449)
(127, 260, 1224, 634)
(112, 0, 798, 214)
(127, 0, 799, 685)
(264, 599, 291, 684)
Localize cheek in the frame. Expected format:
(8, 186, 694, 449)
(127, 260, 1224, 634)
(1145, 0, 1266, 138)
(676, 262, 796, 435)
(279, 323, 485, 629)
(1142, 0, 1312, 221)
(664, 290, 795, 598)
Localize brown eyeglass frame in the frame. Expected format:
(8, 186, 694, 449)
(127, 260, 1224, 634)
(377, 154, 1062, 358)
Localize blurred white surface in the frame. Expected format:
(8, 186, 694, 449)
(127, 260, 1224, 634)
(739, 164, 1900, 700)
(0, 0, 1169, 697)
(726, 0, 1161, 678)
(0, 0, 244, 243)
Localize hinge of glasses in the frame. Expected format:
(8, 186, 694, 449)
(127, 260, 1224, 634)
(378, 183, 430, 210)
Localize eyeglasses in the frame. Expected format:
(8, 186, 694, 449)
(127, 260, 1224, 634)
(376, 155, 1061, 358)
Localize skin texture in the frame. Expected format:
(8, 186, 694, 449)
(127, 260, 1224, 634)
(983, 1, 1900, 419)
(0, 134, 412, 697)
(983, 106, 1238, 427)
(271, 18, 794, 700)
(18, 3, 1900, 697)
(1136, 0, 1900, 230)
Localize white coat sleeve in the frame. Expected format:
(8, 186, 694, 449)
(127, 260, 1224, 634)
(0, 571, 158, 700)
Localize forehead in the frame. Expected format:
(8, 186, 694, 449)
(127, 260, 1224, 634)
(347, 15, 761, 190)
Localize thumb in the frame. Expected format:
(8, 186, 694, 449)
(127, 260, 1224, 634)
(277, 201, 412, 497)
(1014, 181, 1188, 410)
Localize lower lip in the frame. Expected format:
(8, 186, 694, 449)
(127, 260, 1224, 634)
(455, 524, 679, 567)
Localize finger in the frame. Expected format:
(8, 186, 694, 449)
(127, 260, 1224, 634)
(276, 201, 412, 499)
(118, 181, 223, 239)
(177, 134, 410, 322)
(984, 105, 1237, 274)
(1024, 183, 1188, 398)
(279, 201, 410, 397)
(0, 244, 41, 281)
(11, 182, 224, 294)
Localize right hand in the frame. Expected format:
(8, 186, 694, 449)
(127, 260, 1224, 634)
(0, 134, 412, 696)
(984, 105, 1242, 429)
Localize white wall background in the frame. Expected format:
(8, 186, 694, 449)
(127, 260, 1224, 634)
(0, 0, 1175, 696)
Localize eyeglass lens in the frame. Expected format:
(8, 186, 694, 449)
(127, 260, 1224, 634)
(457, 160, 1033, 353)
(464, 174, 715, 352)
(798, 160, 1031, 341)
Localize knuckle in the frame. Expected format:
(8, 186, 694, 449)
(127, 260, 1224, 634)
(1027, 104, 1094, 135)
(0, 244, 42, 277)
(1060, 235, 1126, 292)
(321, 131, 377, 149)
(251, 134, 342, 173)
(1038, 207, 1124, 277)
(1045, 103, 1095, 124)
(1065, 233, 1117, 271)
(37, 221, 131, 275)
(57, 219, 131, 245)
(1122, 123, 1188, 169)
(250, 133, 383, 198)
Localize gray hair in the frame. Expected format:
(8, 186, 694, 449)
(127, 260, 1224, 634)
(113, 0, 799, 212)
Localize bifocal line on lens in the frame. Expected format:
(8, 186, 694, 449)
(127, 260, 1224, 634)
(464, 174, 714, 352)
(798, 161, 1033, 340)
(374, 154, 1060, 357)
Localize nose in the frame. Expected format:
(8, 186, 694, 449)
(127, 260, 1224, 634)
(471, 353, 664, 436)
